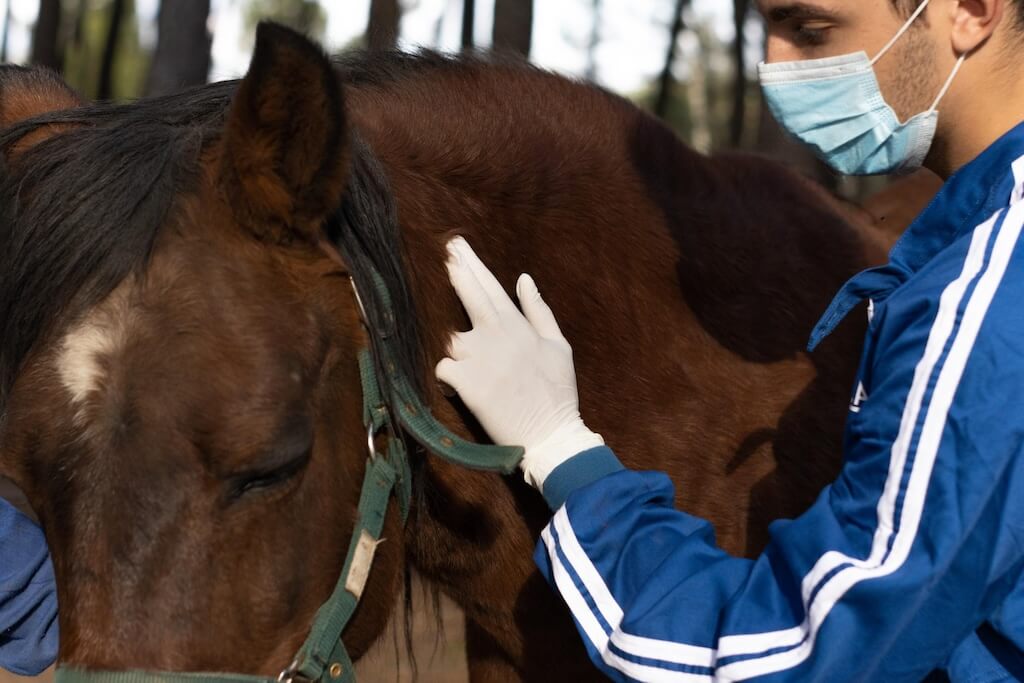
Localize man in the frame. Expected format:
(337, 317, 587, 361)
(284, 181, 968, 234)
(0, 484, 57, 675)
(437, 0, 1024, 680)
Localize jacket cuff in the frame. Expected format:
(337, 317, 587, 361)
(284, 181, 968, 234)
(541, 446, 625, 510)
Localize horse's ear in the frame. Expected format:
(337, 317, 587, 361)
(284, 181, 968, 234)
(0, 66, 83, 127)
(219, 22, 350, 244)
(0, 66, 84, 154)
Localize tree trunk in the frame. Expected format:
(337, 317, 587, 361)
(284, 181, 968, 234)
(31, 0, 63, 71)
(492, 0, 533, 57)
(65, 0, 89, 89)
(367, 0, 400, 51)
(97, 0, 125, 100)
(0, 0, 11, 63)
(145, 0, 211, 97)
(654, 0, 687, 120)
(729, 0, 750, 147)
(461, 0, 475, 51)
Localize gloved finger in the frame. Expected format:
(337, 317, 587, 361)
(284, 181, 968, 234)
(447, 331, 473, 361)
(516, 274, 565, 341)
(447, 241, 497, 327)
(434, 357, 466, 394)
(450, 237, 520, 317)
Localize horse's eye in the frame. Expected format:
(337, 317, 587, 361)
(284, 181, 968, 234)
(228, 448, 312, 499)
(227, 415, 313, 500)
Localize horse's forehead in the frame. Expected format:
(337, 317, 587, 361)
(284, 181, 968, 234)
(56, 277, 137, 419)
(54, 236, 237, 413)
(50, 248, 325, 427)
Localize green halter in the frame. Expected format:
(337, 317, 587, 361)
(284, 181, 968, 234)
(56, 269, 524, 683)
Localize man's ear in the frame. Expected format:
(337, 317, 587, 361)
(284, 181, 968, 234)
(219, 22, 350, 244)
(949, 0, 1007, 54)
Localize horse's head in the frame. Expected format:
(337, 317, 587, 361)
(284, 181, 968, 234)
(0, 24, 407, 673)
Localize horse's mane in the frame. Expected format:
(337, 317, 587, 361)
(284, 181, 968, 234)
(0, 77, 231, 413)
(0, 50, 484, 416)
(327, 135, 425, 398)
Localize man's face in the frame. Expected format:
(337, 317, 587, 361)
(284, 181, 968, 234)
(756, 0, 943, 122)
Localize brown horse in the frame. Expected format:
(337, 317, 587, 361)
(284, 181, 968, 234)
(0, 24, 890, 682)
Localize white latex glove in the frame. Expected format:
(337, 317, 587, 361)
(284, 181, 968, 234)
(436, 237, 605, 490)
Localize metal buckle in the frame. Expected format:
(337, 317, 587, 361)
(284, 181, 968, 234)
(366, 421, 378, 461)
(349, 277, 369, 327)
(276, 659, 308, 683)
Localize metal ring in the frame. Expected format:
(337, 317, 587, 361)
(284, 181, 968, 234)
(367, 421, 378, 460)
(350, 277, 369, 327)
(276, 659, 301, 683)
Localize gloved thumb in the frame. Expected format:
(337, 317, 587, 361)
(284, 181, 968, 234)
(435, 357, 464, 395)
(516, 274, 565, 341)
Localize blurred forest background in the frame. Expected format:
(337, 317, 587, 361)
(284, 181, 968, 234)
(0, 0, 888, 197)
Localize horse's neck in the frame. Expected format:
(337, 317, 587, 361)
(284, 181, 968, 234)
(348, 71, 878, 677)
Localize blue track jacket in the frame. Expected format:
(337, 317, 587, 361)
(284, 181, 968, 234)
(0, 496, 57, 674)
(536, 122, 1024, 682)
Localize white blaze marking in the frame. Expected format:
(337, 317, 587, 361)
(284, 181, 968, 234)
(56, 281, 136, 415)
(58, 321, 116, 405)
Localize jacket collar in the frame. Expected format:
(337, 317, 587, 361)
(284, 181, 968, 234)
(807, 119, 1024, 351)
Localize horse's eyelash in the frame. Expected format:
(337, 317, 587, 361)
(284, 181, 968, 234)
(228, 448, 312, 499)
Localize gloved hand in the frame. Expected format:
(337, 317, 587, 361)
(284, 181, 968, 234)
(436, 237, 604, 490)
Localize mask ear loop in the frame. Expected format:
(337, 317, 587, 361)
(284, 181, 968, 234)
(870, 0, 932, 66)
(928, 52, 967, 112)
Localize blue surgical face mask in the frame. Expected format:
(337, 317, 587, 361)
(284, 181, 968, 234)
(757, 0, 966, 176)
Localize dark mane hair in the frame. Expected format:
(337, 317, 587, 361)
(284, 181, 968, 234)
(0, 80, 231, 414)
(0, 53, 447, 418)
(332, 49, 497, 88)
(327, 136, 425, 397)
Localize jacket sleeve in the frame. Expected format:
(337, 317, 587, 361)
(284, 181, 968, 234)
(534, 216, 1024, 681)
(0, 496, 58, 675)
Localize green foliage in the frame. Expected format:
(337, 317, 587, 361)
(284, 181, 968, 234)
(630, 16, 761, 152)
(243, 0, 327, 42)
(63, 0, 149, 100)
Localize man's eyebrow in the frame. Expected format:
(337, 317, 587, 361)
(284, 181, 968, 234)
(763, 3, 840, 23)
